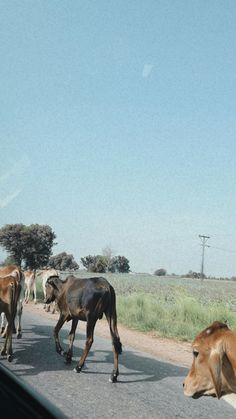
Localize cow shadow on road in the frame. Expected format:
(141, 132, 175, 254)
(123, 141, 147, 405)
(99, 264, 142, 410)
(0, 323, 188, 384)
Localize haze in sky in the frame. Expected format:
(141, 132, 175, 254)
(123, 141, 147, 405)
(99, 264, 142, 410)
(1, 1, 236, 277)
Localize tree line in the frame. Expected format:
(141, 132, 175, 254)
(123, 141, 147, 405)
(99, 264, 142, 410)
(0, 224, 130, 273)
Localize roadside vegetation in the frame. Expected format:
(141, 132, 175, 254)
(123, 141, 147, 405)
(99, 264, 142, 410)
(35, 270, 236, 342)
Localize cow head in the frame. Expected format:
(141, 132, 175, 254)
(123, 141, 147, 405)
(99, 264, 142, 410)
(44, 276, 61, 304)
(183, 321, 235, 399)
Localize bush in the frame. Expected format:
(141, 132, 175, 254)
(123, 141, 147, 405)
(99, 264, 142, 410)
(154, 268, 167, 276)
(48, 252, 79, 271)
(81, 254, 130, 273)
(80, 255, 108, 273)
(108, 256, 130, 273)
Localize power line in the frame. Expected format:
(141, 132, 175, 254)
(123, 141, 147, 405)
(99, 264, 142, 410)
(209, 245, 236, 254)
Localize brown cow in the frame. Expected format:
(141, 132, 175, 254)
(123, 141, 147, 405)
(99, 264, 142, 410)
(0, 265, 25, 338)
(183, 321, 236, 399)
(45, 275, 122, 382)
(0, 275, 22, 361)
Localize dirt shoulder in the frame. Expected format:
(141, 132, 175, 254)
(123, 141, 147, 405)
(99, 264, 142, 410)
(24, 302, 192, 368)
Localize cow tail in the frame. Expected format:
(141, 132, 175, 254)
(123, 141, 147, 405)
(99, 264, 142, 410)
(107, 285, 122, 355)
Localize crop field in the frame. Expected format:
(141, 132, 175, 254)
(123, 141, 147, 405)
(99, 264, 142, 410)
(36, 270, 236, 342)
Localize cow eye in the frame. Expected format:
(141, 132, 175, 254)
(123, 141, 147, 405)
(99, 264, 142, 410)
(193, 349, 199, 358)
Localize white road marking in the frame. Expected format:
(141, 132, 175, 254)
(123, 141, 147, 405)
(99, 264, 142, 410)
(222, 394, 236, 409)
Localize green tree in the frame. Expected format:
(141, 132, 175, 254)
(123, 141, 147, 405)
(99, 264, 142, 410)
(154, 268, 167, 276)
(0, 223, 56, 270)
(81, 255, 109, 273)
(108, 256, 130, 273)
(0, 224, 26, 266)
(23, 224, 57, 270)
(48, 252, 79, 271)
(80, 255, 95, 271)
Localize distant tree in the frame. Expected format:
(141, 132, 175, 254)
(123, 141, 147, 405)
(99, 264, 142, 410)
(184, 270, 203, 279)
(0, 224, 26, 266)
(154, 268, 167, 276)
(92, 255, 109, 273)
(80, 255, 96, 271)
(81, 254, 130, 273)
(0, 223, 56, 270)
(48, 252, 79, 271)
(108, 256, 130, 273)
(22, 224, 57, 270)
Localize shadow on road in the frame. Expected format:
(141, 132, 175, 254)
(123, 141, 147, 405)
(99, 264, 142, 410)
(0, 322, 187, 384)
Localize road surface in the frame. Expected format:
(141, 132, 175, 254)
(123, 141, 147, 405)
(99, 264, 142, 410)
(0, 304, 236, 419)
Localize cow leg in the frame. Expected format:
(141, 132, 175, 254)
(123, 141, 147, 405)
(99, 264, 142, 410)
(16, 284, 25, 339)
(1, 324, 10, 355)
(15, 301, 23, 339)
(33, 282, 37, 304)
(105, 311, 122, 383)
(1, 313, 6, 335)
(24, 286, 29, 304)
(64, 318, 79, 364)
(1, 313, 13, 362)
(51, 302, 57, 314)
(54, 314, 67, 355)
(74, 318, 96, 373)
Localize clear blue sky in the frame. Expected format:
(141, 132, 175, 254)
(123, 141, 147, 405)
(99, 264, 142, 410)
(1, 1, 236, 277)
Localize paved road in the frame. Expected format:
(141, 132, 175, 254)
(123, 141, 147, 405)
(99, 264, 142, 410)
(1, 306, 236, 419)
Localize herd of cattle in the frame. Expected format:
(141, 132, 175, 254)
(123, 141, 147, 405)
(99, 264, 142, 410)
(0, 265, 236, 395)
(0, 265, 122, 383)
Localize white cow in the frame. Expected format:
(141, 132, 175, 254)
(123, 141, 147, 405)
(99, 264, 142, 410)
(0, 265, 25, 339)
(24, 271, 37, 304)
(37, 268, 59, 313)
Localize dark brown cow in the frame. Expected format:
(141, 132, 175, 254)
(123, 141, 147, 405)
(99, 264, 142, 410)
(45, 275, 122, 382)
(183, 321, 236, 399)
(0, 265, 25, 338)
(0, 275, 22, 361)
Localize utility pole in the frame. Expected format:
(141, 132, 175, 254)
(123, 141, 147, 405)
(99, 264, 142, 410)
(199, 235, 210, 281)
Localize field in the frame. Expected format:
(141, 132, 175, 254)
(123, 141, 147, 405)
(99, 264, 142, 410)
(36, 270, 236, 342)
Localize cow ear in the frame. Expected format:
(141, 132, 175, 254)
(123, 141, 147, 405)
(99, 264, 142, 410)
(47, 278, 56, 288)
(209, 351, 223, 399)
(48, 276, 60, 290)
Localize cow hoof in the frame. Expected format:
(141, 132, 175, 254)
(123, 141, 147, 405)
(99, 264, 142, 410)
(7, 355, 13, 362)
(109, 376, 118, 383)
(17, 333, 22, 339)
(109, 370, 119, 383)
(65, 358, 72, 365)
(74, 366, 82, 373)
(0, 349, 6, 356)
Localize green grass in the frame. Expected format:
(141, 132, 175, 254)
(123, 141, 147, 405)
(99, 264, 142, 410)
(117, 291, 236, 341)
(35, 270, 236, 341)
